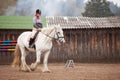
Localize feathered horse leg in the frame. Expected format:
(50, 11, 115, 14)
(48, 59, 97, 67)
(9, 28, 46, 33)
(19, 46, 31, 72)
(30, 51, 42, 71)
(42, 51, 51, 73)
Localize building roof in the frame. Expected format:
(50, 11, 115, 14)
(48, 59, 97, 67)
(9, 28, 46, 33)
(0, 16, 46, 29)
(0, 16, 120, 30)
(46, 16, 120, 29)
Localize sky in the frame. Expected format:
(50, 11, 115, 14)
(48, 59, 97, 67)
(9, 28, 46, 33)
(108, 0, 120, 7)
(5, 0, 120, 16)
(84, 0, 120, 7)
(14, 0, 85, 16)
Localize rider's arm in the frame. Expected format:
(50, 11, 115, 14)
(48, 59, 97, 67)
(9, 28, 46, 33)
(33, 17, 43, 29)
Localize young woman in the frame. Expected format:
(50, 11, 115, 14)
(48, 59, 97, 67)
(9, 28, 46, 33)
(29, 9, 43, 48)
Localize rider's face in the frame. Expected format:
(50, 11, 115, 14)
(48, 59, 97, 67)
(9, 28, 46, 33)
(36, 13, 40, 19)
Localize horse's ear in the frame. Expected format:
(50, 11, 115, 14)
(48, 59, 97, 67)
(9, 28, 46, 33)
(55, 24, 60, 28)
(54, 24, 61, 31)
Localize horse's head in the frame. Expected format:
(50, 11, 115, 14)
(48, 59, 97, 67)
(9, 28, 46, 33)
(41, 25, 65, 45)
(54, 25, 65, 45)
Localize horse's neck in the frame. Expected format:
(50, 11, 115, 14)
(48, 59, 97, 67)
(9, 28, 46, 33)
(41, 27, 55, 37)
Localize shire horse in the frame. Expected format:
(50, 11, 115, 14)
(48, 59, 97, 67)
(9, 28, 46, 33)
(12, 25, 65, 72)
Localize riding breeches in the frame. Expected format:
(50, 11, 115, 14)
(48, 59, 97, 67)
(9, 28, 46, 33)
(31, 28, 38, 39)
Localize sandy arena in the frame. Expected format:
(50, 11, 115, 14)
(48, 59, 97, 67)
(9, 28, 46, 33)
(0, 63, 120, 80)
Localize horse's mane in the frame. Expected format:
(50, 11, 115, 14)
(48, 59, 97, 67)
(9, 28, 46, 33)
(41, 26, 55, 35)
(41, 25, 62, 35)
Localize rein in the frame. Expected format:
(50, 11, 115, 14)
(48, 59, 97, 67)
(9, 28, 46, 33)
(41, 28, 64, 40)
(41, 32, 54, 39)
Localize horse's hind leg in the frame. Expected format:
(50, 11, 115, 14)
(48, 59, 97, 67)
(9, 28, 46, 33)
(30, 51, 42, 71)
(42, 51, 51, 73)
(19, 47, 31, 72)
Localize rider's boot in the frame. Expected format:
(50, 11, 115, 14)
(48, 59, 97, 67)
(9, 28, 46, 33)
(29, 38, 34, 48)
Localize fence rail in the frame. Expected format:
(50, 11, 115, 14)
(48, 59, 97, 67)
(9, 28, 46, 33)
(0, 40, 16, 52)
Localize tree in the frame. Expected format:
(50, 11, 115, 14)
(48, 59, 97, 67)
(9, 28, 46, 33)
(82, 0, 114, 17)
(109, 2, 120, 16)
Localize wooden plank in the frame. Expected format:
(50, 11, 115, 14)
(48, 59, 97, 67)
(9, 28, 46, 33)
(106, 30, 109, 61)
(95, 30, 98, 58)
(82, 30, 85, 62)
(89, 30, 92, 62)
(112, 30, 115, 60)
(103, 30, 107, 59)
(84, 30, 88, 60)
(67, 30, 71, 60)
(96, 30, 99, 59)
(109, 29, 113, 60)
(76, 30, 82, 62)
(101, 30, 103, 57)
(86, 30, 89, 61)
(116, 29, 120, 61)
(91, 29, 95, 57)
(87, 30, 91, 62)
(98, 30, 101, 57)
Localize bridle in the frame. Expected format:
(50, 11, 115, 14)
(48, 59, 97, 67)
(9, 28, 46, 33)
(41, 28, 64, 42)
(55, 31, 64, 42)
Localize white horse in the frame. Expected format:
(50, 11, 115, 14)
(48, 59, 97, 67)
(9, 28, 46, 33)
(12, 25, 65, 72)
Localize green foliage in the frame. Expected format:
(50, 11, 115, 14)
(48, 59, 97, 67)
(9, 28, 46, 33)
(110, 2, 120, 16)
(0, 16, 46, 29)
(82, 0, 114, 17)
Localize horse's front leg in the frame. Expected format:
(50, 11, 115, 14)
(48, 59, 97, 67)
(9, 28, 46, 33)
(42, 51, 51, 73)
(20, 47, 31, 72)
(30, 51, 41, 71)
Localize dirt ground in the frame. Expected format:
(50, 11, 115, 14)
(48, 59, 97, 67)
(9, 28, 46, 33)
(0, 63, 120, 80)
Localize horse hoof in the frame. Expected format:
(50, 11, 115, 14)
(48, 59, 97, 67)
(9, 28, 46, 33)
(42, 69, 51, 73)
(30, 67, 35, 71)
(31, 68, 35, 71)
(19, 67, 31, 72)
(30, 63, 37, 71)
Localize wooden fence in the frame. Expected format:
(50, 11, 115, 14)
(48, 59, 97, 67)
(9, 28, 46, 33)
(50, 28, 120, 63)
(0, 28, 120, 64)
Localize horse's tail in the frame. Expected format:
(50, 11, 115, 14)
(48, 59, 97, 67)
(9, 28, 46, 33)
(12, 44, 21, 67)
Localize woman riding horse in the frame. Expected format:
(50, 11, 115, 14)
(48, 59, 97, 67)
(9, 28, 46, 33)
(12, 25, 65, 72)
(29, 9, 43, 48)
